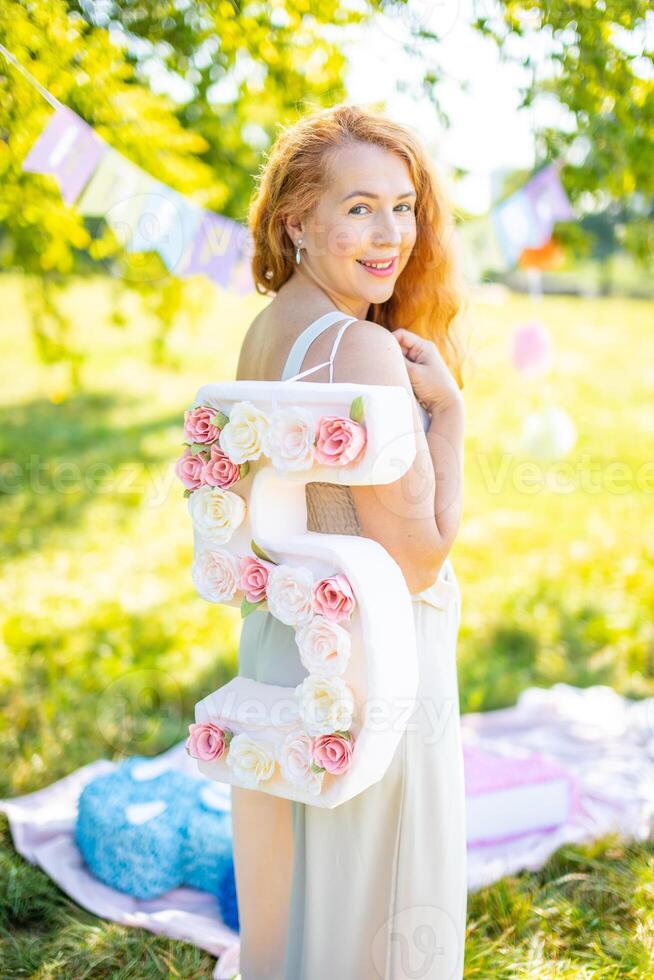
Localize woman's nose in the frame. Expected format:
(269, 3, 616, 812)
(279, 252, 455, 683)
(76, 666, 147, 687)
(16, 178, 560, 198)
(371, 213, 402, 247)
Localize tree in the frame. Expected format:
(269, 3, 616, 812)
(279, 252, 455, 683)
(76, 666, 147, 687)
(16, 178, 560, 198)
(0, 0, 373, 385)
(471, 0, 653, 264)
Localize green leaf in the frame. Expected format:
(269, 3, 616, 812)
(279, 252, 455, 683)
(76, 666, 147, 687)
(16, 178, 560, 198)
(332, 729, 352, 740)
(183, 488, 193, 498)
(190, 442, 208, 455)
(349, 395, 364, 423)
(241, 596, 263, 618)
(211, 410, 229, 428)
(310, 762, 326, 773)
(251, 539, 276, 564)
(223, 728, 235, 746)
(239, 460, 250, 479)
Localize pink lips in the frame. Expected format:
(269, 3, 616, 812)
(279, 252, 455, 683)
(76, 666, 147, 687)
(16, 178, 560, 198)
(356, 256, 397, 278)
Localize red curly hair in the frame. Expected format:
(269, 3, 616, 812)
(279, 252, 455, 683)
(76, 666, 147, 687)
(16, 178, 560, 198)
(247, 103, 469, 389)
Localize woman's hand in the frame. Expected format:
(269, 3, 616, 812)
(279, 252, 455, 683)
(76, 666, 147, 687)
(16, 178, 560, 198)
(391, 328, 461, 413)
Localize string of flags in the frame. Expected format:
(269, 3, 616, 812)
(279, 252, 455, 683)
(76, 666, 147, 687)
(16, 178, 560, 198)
(21, 102, 254, 293)
(457, 162, 574, 281)
(0, 39, 253, 293)
(3, 42, 573, 291)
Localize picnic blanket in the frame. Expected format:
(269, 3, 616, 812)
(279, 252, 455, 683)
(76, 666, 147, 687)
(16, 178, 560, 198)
(2, 682, 653, 979)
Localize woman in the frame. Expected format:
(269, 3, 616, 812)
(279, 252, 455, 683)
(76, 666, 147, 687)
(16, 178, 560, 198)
(230, 104, 468, 980)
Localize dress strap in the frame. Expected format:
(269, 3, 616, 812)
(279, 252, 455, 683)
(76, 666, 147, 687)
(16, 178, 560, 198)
(280, 311, 357, 384)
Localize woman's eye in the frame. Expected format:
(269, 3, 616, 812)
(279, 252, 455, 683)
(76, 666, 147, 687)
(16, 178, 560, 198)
(348, 203, 413, 215)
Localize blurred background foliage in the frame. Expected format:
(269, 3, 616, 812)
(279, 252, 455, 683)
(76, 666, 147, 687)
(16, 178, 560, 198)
(0, 0, 651, 389)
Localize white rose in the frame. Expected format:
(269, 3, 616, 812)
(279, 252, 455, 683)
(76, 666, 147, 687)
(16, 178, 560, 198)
(295, 615, 352, 677)
(261, 406, 316, 471)
(219, 400, 270, 464)
(188, 485, 246, 544)
(191, 547, 240, 602)
(278, 730, 324, 795)
(266, 564, 314, 626)
(295, 674, 354, 737)
(226, 732, 276, 788)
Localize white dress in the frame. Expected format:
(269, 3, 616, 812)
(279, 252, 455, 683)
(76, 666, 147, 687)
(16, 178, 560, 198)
(234, 312, 467, 979)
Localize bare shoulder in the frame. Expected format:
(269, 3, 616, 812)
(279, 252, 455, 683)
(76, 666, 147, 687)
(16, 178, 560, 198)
(240, 309, 264, 351)
(235, 310, 264, 379)
(334, 318, 410, 390)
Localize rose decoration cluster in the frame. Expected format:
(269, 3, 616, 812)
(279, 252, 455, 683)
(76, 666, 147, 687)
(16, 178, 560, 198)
(176, 397, 368, 555)
(175, 395, 367, 495)
(185, 552, 358, 795)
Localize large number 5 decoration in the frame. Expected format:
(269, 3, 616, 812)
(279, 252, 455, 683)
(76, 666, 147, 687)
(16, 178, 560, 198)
(177, 379, 420, 808)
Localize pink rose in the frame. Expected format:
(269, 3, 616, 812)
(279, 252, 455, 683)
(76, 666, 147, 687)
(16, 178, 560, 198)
(239, 555, 275, 603)
(314, 416, 366, 466)
(175, 447, 206, 489)
(311, 732, 355, 775)
(184, 406, 222, 445)
(186, 721, 229, 762)
(201, 444, 241, 489)
(312, 573, 355, 622)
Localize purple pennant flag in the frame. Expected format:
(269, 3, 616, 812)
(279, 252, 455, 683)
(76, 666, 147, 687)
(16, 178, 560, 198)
(179, 211, 244, 286)
(22, 105, 108, 205)
(228, 228, 256, 294)
(523, 164, 574, 242)
(229, 253, 256, 295)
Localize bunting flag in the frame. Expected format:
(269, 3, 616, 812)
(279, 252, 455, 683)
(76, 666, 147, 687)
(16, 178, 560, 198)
(491, 187, 542, 266)
(179, 210, 244, 285)
(459, 162, 574, 279)
(22, 104, 108, 205)
(523, 163, 574, 240)
(20, 103, 253, 293)
(144, 187, 202, 273)
(77, 148, 153, 223)
(491, 163, 573, 266)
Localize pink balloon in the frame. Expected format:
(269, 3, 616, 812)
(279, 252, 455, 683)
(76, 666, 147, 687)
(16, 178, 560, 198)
(511, 321, 553, 376)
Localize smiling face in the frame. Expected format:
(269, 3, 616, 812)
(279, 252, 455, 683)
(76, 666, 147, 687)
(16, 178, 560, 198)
(283, 141, 418, 318)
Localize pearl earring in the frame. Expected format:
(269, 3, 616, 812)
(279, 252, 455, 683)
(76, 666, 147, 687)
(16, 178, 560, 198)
(295, 238, 303, 265)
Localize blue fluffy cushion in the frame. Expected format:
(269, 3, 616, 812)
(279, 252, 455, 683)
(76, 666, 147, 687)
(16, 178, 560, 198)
(75, 755, 238, 931)
(183, 784, 240, 933)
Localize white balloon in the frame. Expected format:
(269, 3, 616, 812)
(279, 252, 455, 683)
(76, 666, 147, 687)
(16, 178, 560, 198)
(521, 405, 577, 460)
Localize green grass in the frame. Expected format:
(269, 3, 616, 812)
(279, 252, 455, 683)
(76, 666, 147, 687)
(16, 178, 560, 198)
(1, 273, 653, 976)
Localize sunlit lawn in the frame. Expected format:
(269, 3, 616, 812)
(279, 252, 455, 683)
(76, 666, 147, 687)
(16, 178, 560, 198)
(1, 273, 653, 976)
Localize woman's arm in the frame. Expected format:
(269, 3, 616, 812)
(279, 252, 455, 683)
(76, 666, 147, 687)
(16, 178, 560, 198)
(321, 320, 453, 595)
(423, 394, 465, 562)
